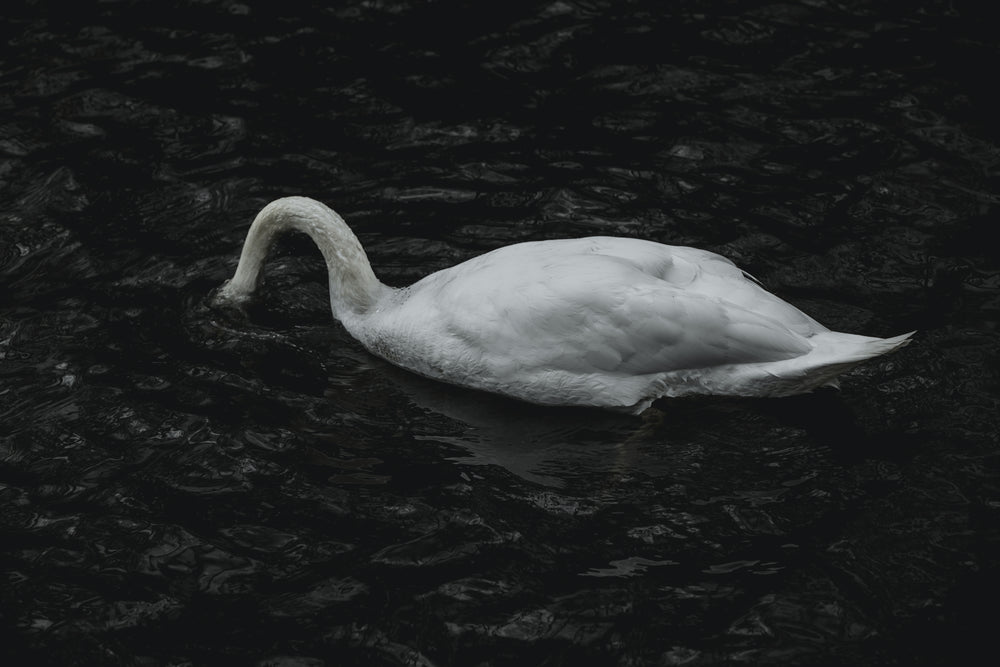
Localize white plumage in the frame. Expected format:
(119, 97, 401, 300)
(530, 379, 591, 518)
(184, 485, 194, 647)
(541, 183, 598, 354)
(215, 196, 913, 414)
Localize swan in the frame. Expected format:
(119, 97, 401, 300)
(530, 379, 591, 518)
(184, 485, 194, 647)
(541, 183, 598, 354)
(215, 196, 913, 414)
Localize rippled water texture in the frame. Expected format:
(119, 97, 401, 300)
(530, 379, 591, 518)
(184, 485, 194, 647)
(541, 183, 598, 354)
(2, 1, 999, 665)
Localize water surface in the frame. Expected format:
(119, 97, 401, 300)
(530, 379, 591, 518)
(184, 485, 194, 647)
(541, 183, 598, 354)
(2, 1, 999, 665)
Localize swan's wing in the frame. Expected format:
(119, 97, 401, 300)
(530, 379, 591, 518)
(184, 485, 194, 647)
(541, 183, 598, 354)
(579, 237, 828, 337)
(418, 246, 813, 377)
(515, 274, 812, 376)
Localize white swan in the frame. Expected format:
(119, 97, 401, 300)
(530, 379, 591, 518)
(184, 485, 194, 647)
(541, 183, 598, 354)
(215, 196, 913, 414)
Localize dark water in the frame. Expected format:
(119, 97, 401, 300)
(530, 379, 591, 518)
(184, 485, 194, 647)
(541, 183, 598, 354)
(2, 1, 999, 664)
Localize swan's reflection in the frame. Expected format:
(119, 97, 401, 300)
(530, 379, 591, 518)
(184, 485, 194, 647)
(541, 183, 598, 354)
(366, 360, 688, 488)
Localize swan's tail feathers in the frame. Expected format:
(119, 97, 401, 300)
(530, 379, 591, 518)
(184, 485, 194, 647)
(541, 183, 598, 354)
(789, 330, 915, 395)
(640, 331, 915, 406)
(855, 330, 915, 356)
(827, 329, 913, 358)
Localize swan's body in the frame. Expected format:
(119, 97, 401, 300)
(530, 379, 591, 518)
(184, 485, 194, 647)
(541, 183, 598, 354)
(216, 197, 913, 414)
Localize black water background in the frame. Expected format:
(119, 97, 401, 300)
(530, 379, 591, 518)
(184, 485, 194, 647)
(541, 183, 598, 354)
(2, 1, 999, 665)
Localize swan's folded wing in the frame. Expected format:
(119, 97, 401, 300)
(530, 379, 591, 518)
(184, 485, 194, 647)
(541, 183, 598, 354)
(433, 259, 812, 378)
(578, 238, 828, 337)
(543, 281, 814, 376)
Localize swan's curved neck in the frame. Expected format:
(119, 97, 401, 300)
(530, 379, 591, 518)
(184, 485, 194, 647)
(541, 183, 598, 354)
(218, 197, 384, 318)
